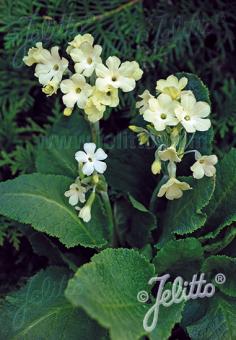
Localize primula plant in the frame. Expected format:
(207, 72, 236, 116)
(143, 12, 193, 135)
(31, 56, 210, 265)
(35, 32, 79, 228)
(0, 32, 236, 340)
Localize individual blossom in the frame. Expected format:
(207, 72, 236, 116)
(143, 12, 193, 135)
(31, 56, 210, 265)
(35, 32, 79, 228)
(33, 46, 68, 95)
(158, 146, 181, 163)
(93, 85, 119, 107)
(23, 42, 45, 66)
(136, 90, 154, 115)
(70, 42, 102, 77)
(75, 143, 108, 176)
(60, 74, 92, 111)
(64, 178, 86, 205)
(84, 96, 106, 123)
(75, 190, 96, 223)
(95, 56, 143, 92)
(156, 75, 188, 100)
(191, 154, 218, 179)
(175, 92, 211, 133)
(143, 94, 178, 131)
(158, 177, 192, 200)
(66, 33, 94, 54)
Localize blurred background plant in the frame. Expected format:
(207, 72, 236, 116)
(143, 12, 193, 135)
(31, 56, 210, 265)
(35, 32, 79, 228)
(0, 0, 235, 312)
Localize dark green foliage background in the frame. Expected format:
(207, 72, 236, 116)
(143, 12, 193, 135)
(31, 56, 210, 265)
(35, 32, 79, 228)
(0, 1, 236, 337)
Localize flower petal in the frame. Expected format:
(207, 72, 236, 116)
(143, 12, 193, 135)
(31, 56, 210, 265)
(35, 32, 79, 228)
(94, 160, 107, 174)
(75, 151, 88, 163)
(82, 162, 94, 176)
(84, 142, 96, 155)
(94, 148, 108, 161)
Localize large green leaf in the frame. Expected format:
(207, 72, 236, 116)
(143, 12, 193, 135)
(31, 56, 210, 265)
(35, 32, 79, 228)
(187, 294, 236, 340)
(159, 176, 215, 245)
(65, 248, 155, 340)
(153, 238, 204, 279)
(150, 288, 185, 340)
(202, 255, 236, 298)
(203, 149, 236, 235)
(0, 267, 107, 340)
(0, 173, 108, 248)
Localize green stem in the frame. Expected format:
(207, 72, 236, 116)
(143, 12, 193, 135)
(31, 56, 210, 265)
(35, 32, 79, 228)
(100, 190, 115, 246)
(90, 121, 101, 146)
(149, 175, 168, 213)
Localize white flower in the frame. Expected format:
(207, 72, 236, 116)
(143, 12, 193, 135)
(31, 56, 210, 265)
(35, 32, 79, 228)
(175, 92, 211, 133)
(191, 154, 218, 179)
(136, 90, 154, 114)
(64, 178, 86, 205)
(156, 75, 188, 99)
(95, 56, 143, 92)
(75, 143, 108, 176)
(143, 94, 178, 131)
(158, 146, 181, 163)
(66, 33, 94, 54)
(60, 74, 92, 109)
(158, 177, 192, 200)
(76, 205, 91, 223)
(70, 42, 102, 77)
(84, 96, 106, 123)
(34, 46, 68, 93)
(23, 42, 45, 66)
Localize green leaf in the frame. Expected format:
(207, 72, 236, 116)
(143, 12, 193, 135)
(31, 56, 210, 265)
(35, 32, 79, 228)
(153, 238, 204, 279)
(0, 267, 107, 340)
(201, 225, 236, 254)
(187, 294, 236, 340)
(65, 248, 155, 340)
(159, 176, 215, 245)
(203, 149, 236, 235)
(150, 294, 185, 340)
(202, 255, 236, 298)
(176, 72, 210, 102)
(49, 113, 91, 137)
(114, 196, 156, 248)
(0, 173, 108, 248)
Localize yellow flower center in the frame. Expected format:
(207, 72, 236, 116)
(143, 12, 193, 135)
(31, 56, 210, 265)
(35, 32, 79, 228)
(184, 115, 191, 121)
(161, 113, 167, 119)
(107, 91, 111, 96)
(87, 57, 93, 64)
(76, 87, 81, 94)
(199, 159, 205, 164)
(53, 64, 59, 71)
(112, 76, 117, 81)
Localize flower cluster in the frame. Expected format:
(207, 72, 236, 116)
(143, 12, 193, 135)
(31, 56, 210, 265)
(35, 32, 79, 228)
(130, 75, 218, 200)
(23, 34, 143, 123)
(64, 143, 107, 222)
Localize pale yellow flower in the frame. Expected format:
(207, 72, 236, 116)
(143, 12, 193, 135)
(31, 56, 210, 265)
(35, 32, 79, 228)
(95, 56, 143, 92)
(34, 46, 68, 94)
(191, 154, 218, 179)
(84, 96, 106, 123)
(23, 42, 45, 66)
(143, 94, 178, 131)
(93, 86, 119, 107)
(136, 90, 154, 115)
(158, 146, 181, 163)
(60, 74, 92, 109)
(64, 178, 86, 205)
(158, 177, 192, 200)
(71, 42, 102, 77)
(156, 75, 188, 99)
(175, 92, 211, 133)
(66, 33, 94, 54)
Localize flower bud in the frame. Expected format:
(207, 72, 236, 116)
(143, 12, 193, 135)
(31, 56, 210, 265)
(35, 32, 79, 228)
(151, 159, 162, 175)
